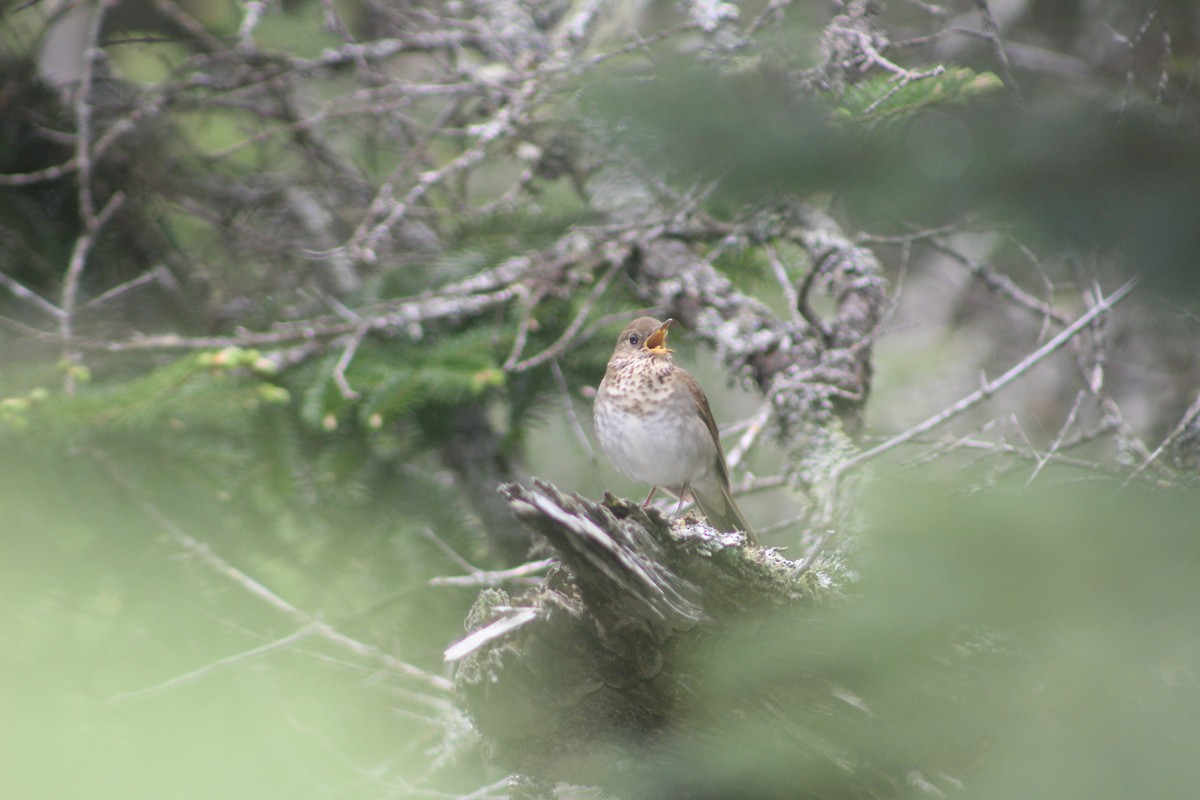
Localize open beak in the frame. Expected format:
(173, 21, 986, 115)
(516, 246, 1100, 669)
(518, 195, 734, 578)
(644, 319, 673, 353)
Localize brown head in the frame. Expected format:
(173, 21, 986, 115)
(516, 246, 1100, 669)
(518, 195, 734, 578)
(608, 317, 673, 364)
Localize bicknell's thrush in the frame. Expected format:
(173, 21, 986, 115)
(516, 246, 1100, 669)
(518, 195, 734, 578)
(594, 317, 756, 544)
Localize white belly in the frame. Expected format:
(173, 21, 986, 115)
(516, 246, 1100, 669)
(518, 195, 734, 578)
(594, 396, 717, 493)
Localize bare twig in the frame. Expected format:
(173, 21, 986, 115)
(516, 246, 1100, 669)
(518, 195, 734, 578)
(332, 325, 369, 399)
(891, 416, 1007, 470)
(236, 0, 270, 50)
(509, 258, 623, 373)
(797, 527, 838, 573)
(862, 63, 947, 115)
(754, 510, 811, 539)
(455, 779, 510, 800)
(904, 0, 950, 15)
(800, 279, 1138, 569)
(0, 159, 84, 187)
(765, 243, 804, 326)
(444, 607, 540, 662)
(97, 453, 453, 694)
(1127, 390, 1200, 484)
(429, 557, 555, 588)
(150, 0, 230, 52)
(743, 0, 792, 39)
(972, 0, 1023, 103)
(550, 358, 598, 461)
(107, 625, 316, 703)
(57, 1, 114, 394)
(932, 435, 1124, 476)
(72, 284, 521, 353)
(70, 0, 106, 225)
(418, 527, 478, 574)
(1027, 389, 1084, 485)
(931, 239, 1070, 327)
(501, 285, 545, 372)
(796, 254, 831, 342)
(347, 78, 541, 264)
(725, 402, 772, 471)
(837, 279, 1135, 477)
(60, 192, 125, 393)
(827, 22, 947, 115)
(80, 265, 177, 312)
(0, 273, 64, 320)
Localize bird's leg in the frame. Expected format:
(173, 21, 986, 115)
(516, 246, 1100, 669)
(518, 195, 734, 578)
(673, 486, 688, 518)
(643, 487, 658, 506)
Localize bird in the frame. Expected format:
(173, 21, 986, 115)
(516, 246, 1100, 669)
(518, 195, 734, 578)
(593, 316, 757, 544)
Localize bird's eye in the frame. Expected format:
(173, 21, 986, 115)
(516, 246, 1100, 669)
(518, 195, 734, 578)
(628, 333, 640, 346)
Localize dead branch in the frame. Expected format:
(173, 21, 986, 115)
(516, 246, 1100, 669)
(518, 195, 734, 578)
(812, 277, 1139, 548)
(452, 478, 866, 794)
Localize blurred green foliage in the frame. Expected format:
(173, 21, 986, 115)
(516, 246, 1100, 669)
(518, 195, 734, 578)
(1, 0, 1198, 796)
(600, 482, 1200, 799)
(13, 455, 1191, 797)
(586, 60, 1200, 299)
(0, 357, 486, 797)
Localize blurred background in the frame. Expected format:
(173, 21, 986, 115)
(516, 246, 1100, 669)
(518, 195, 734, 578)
(1, 0, 1198, 797)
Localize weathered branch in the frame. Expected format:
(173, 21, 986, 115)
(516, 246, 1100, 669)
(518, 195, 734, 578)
(453, 479, 851, 793)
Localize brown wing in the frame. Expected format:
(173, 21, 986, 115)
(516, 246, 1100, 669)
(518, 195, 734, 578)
(681, 366, 757, 541)
(681, 367, 732, 489)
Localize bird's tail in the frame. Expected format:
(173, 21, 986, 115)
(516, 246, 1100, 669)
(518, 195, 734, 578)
(692, 483, 757, 546)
